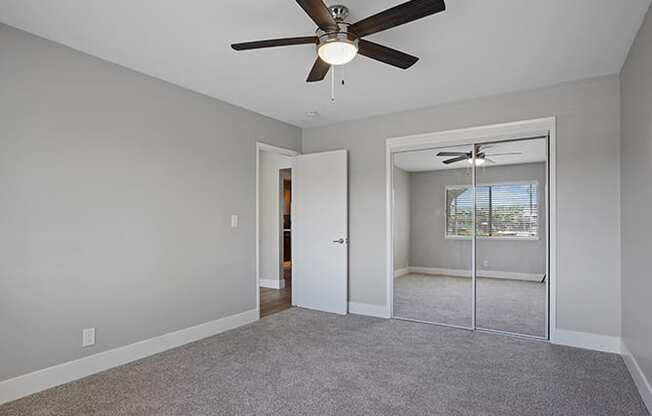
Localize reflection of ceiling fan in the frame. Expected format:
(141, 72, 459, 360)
(231, 0, 446, 82)
(436, 150, 523, 165)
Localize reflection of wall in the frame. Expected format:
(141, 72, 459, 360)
(260, 151, 292, 288)
(409, 162, 546, 277)
(393, 167, 411, 272)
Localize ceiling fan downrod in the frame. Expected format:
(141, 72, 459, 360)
(328, 5, 350, 21)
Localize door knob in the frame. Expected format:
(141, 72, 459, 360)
(333, 238, 346, 244)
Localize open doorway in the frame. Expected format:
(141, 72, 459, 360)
(257, 144, 297, 318)
(280, 168, 292, 290)
(256, 143, 349, 318)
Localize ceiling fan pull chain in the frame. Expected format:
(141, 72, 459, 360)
(331, 65, 336, 103)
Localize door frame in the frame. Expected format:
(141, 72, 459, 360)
(385, 117, 557, 341)
(256, 142, 300, 319)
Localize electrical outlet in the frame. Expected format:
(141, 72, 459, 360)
(82, 328, 95, 347)
(483, 260, 489, 268)
(231, 215, 238, 228)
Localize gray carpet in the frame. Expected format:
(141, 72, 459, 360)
(1, 308, 648, 416)
(394, 273, 546, 337)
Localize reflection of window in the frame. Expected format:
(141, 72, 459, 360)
(446, 182, 538, 239)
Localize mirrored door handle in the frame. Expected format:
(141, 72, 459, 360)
(333, 238, 346, 244)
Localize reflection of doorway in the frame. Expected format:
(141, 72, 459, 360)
(257, 144, 297, 318)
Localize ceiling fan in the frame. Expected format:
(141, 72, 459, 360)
(436, 150, 524, 166)
(231, 0, 446, 82)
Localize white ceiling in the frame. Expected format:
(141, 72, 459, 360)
(394, 138, 546, 172)
(1, 0, 649, 128)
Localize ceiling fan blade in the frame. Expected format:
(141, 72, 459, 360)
(350, 0, 446, 38)
(437, 151, 467, 157)
(296, 0, 338, 31)
(306, 57, 331, 82)
(231, 36, 318, 51)
(484, 152, 523, 157)
(357, 39, 419, 69)
(443, 155, 469, 165)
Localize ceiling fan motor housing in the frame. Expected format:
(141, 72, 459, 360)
(316, 23, 358, 48)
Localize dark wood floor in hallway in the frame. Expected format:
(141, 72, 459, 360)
(260, 286, 292, 317)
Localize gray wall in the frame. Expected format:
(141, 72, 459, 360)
(259, 150, 291, 284)
(410, 163, 546, 276)
(0, 24, 301, 381)
(621, 4, 652, 393)
(392, 167, 410, 270)
(302, 75, 621, 337)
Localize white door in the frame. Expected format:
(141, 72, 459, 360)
(292, 150, 348, 315)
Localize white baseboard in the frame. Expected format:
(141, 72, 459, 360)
(621, 340, 652, 411)
(0, 308, 258, 405)
(551, 329, 621, 353)
(348, 302, 390, 319)
(259, 278, 285, 289)
(407, 266, 544, 282)
(394, 267, 409, 277)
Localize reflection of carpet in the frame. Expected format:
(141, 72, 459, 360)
(394, 273, 546, 337)
(3, 308, 647, 416)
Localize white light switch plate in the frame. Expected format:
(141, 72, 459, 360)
(231, 215, 238, 228)
(82, 328, 95, 347)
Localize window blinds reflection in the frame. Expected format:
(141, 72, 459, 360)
(446, 183, 538, 238)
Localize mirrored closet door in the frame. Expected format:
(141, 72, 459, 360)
(392, 135, 549, 339)
(474, 137, 548, 338)
(393, 144, 474, 328)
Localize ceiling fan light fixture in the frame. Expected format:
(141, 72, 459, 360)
(318, 39, 358, 65)
(468, 157, 486, 166)
(317, 27, 358, 66)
